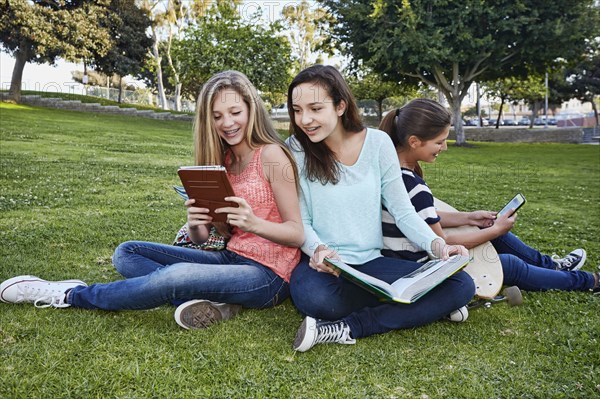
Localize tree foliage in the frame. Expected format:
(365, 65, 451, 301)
(174, 3, 292, 102)
(320, 0, 598, 144)
(281, 0, 335, 74)
(565, 40, 600, 125)
(0, 0, 113, 101)
(86, 0, 152, 103)
(139, 0, 244, 109)
(88, 0, 152, 80)
(346, 67, 420, 120)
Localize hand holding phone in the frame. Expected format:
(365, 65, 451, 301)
(497, 193, 526, 218)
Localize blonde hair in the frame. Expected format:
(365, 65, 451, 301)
(193, 70, 299, 181)
(192, 71, 299, 238)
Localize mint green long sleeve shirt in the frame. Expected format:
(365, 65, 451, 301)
(287, 128, 441, 265)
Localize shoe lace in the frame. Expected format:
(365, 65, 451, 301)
(316, 322, 356, 345)
(18, 285, 69, 308)
(34, 295, 69, 308)
(551, 253, 577, 269)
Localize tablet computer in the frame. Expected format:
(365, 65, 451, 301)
(176, 166, 237, 223)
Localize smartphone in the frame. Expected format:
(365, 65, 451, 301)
(497, 193, 526, 218)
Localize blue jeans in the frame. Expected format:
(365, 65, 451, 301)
(492, 233, 595, 291)
(67, 241, 289, 310)
(290, 255, 475, 339)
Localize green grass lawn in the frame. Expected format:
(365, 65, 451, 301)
(1, 102, 599, 398)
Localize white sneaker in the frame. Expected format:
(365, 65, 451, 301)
(0, 275, 87, 308)
(174, 299, 242, 330)
(446, 306, 469, 322)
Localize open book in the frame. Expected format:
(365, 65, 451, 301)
(176, 166, 237, 223)
(324, 255, 471, 304)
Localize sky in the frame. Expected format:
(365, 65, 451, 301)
(0, 0, 307, 94)
(1, 53, 86, 94)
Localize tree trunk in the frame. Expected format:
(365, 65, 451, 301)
(174, 82, 182, 112)
(496, 96, 505, 129)
(118, 75, 123, 103)
(8, 48, 29, 103)
(451, 101, 465, 145)
(529, 101, 541, 129)
(152, 28, 168, 110)
(433, 63, 470, 145)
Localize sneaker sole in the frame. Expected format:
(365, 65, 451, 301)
(293, 317, 316, 352)
(174, 300, 241, 330)
(0, 275, 87, 303)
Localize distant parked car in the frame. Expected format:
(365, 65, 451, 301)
(271, 103, 289, 117)
(518, 117, 531, 126)
(503, 119, 517, 126)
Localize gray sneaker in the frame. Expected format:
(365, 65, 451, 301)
(552, 248, 586, 271)
(174, 299, 242, 330)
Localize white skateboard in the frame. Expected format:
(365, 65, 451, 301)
(433, 197, 504, 299)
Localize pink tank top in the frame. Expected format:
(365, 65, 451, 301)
(225, 146, 300, 282)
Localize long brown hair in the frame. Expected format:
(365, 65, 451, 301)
(379, 98, 451, 178)
(287, 65, 364, 184)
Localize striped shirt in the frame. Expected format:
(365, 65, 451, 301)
(382, 168, 440, 262)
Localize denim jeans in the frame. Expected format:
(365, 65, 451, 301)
(67, 241, 289, 310)
(492, 233, 595, 291)
(290, 255, 475, 339)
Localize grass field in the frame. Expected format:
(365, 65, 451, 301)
(1, 102, 599, 398)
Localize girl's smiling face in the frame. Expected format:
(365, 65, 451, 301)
(413, 126, 450, 164)
(212, 88, 249, 147)
(291, 82, 346, 143)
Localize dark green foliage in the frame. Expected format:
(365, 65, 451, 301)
(173, 5, 292, 101)
(320, 0, 599, 143)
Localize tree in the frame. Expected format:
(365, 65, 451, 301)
(137, 40, 176, 95)
(88, 0, 152, 103)
(484, 78, 523, 128)
(140, 0, 169, 109)
(161, 0, 189, 111)
(565, 41, 600, 126)
(0, 0, 112, 102)
(320, 0, 598, 145)
(281, 0, 335, 74)
(139, 0, 242, 110)
(346, 67, 419, 120)
(174, 3, 291, 103)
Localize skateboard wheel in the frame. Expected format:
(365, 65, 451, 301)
(502, 286, 523, 306)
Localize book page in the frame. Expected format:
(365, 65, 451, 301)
(324, 258, 395, 296)
(390, 256, 469, 302)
